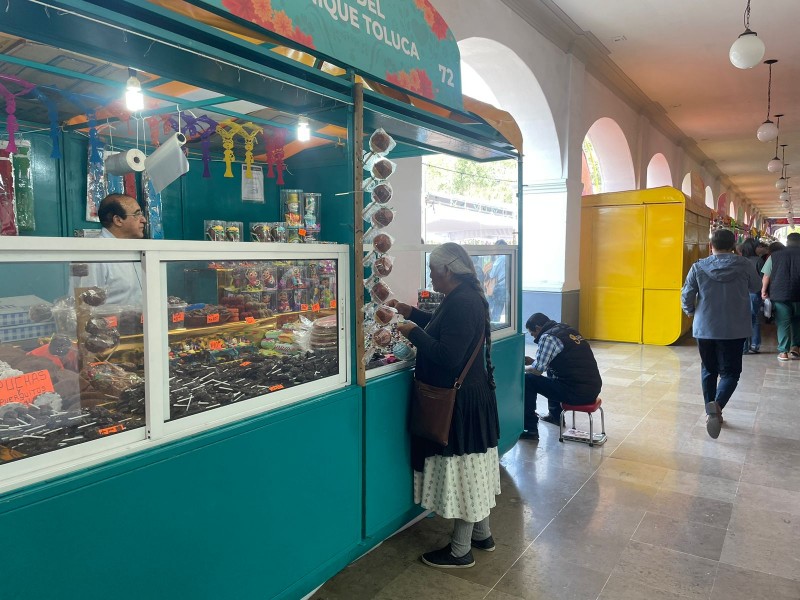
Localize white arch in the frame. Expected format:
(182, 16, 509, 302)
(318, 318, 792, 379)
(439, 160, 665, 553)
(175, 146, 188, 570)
(646, 153, 672, 188)
(705, 187, 714, 210)
(583, 117, 635, 192)
(459, 37, 560, 181)
(681, 173, 692, 197)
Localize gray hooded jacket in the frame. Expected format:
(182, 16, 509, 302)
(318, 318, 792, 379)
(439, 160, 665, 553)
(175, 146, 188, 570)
(681, 253, 762, 340)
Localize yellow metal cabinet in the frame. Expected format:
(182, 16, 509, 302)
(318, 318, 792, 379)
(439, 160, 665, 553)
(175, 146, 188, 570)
(579, 187, 710, 345)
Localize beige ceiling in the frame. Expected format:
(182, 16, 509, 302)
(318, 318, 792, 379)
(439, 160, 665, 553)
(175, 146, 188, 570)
(504, 0, 800, 219)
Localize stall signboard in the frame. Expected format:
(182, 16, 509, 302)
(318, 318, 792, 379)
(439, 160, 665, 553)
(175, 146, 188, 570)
(190, 0, 463, 110)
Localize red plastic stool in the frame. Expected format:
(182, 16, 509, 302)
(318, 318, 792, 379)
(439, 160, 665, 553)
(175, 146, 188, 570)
(559, 398, 606, 446)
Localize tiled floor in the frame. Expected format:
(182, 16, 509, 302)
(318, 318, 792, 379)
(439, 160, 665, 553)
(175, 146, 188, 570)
(316, 330, 800, 599)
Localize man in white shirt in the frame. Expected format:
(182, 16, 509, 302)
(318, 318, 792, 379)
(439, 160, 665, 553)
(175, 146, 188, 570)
(71, 194, 146, 306)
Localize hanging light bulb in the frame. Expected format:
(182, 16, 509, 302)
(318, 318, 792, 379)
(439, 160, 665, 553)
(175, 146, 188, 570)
(125, 68, 144, 112)
(757, 60, 779, 142)
(730, 0, 766, 68)
(780, 190, 791, 202)
(767, 117, 784, 171)
(296, 116, 311, 142)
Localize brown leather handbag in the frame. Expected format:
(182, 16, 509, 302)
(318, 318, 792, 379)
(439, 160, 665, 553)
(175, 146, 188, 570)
(410, 335, 485, 446)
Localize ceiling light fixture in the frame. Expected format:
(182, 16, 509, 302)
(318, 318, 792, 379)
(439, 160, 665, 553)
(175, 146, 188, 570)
(297, 116, 310, 142)
(767, 116, 784, 172)
(779, 191, 791, 202)
(125, 68, 144, 112)
(757, 60, 779, 142)
(729, 0, 766, 69)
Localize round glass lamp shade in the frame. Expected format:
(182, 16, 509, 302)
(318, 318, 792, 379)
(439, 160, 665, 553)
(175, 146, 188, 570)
(757, 120, 779, 142)
(768, 157, 783, 172)
(776, 177, 788, 189)
(781, 200, 790, 209)
(779, 191, 791, 202)
(729, 31, 766, 69)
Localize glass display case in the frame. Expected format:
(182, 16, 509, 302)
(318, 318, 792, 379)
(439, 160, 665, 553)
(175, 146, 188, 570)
(0, 238, 349, 493)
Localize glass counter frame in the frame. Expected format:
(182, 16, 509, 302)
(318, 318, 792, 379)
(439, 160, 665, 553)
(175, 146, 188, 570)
(364, 244, 518, 380)
(0, 237, 350, 494)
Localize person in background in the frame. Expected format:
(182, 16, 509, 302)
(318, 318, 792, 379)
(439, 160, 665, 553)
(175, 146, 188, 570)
(740, 238, 764, 354)
(681, 228, 761, 439)
(761, 232, 800, 361)
(389, 242, 500, 569)
(486, 240, 508, 323)
(523, 312, 602, 431)
(70, 194, 146, 306)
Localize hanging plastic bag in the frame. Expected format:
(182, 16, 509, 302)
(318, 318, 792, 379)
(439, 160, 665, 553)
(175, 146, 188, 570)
(0, 148, 17, 236)
(11, 140, 35, 232)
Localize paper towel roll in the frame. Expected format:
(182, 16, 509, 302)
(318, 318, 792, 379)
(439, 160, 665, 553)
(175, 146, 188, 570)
(145, 132, 189, 193)
(104, 149, 146, 175)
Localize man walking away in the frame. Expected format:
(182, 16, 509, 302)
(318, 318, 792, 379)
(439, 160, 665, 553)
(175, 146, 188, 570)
(762, 232, 800, 361)
(681, 229, 761, 439)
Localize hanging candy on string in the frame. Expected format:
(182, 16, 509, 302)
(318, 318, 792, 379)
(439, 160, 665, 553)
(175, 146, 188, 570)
(263, 125, 288, 181)
(216, 119, 246, 178)
(239, 122, 262, 179)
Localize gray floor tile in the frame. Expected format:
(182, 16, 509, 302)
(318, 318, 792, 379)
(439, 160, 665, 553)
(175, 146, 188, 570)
(599, 574, 697, 600)
(610, 540, 718, 600)
(372, 563, 493, 600)
(720, 528, 800, 582)
(632, 511, 727, 560)
(710, 563, 800, 600)
(658, 469, 739, 504)
(647, 488, 733, 528)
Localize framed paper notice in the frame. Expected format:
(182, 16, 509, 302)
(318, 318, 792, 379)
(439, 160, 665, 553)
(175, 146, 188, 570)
(242, 164, 265, 203)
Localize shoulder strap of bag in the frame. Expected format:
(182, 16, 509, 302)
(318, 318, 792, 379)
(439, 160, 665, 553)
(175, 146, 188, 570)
(454, 335, 485, 390)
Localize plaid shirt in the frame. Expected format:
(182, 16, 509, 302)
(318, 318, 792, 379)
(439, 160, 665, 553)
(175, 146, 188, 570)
(529, 333, 564, 374)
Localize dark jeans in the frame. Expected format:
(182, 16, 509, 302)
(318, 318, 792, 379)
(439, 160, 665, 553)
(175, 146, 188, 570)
(524, 373, 594, 427)
(744, 292, 762, 352)
(697, 338, 746, 413)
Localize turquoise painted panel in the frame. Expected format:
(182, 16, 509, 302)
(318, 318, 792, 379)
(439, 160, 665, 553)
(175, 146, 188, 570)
(364, 368, 419, 536)
(17, 131, 63, 236)
(491, 334, 525, 453)
(291, 158, 354, 245)
(192, 0, 463, 110)
(0, 387, 363, 600)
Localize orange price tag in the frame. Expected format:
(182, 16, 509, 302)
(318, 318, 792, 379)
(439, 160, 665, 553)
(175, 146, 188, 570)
(104, 316, 118, 328)
(299, 228, 307, 236)
(312, 303, 321, 312)
(240, 361, 252, 367)
(420, 291, 431, 298)
(172, 311, 185, 323)
(268, 384, 285, 392)
(0, 370, 55, 406)
(209, 340, 224, 350)
(245, 317, 256, 324)
(330, 300, 337, 308)
(301, 304, 309, 311)
(98, 424, 126, 436)
(207, 313, 220, 324)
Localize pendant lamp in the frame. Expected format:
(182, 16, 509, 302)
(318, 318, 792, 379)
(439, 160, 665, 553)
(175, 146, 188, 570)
(757, 60, 779, 142)
(730, 0, 766, 69)
(767, 117, 784, 172)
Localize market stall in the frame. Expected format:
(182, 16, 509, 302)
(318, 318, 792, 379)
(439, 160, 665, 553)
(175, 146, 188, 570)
(0, 2, 524, 598)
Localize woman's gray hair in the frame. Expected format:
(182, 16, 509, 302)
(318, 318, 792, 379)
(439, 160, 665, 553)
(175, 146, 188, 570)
(429, 242, 476, 276)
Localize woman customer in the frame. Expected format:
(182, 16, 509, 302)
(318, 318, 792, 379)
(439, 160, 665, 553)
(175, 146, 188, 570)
(740, 238, 763, 354)
(388, 242, 501, 569)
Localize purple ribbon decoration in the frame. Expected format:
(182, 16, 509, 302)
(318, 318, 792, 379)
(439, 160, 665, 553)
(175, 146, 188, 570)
(166, 114, 218, 178)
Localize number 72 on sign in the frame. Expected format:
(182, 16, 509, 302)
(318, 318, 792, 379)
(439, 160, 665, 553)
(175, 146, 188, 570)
(438, 65, 455, 87)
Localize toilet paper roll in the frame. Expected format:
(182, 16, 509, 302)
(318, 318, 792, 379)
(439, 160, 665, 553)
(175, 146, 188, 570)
(104, 149, 146, 175)
(144, 132, 188, 193)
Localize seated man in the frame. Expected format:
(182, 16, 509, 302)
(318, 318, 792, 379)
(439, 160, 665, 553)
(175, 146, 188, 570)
(522, 313, 602, 436)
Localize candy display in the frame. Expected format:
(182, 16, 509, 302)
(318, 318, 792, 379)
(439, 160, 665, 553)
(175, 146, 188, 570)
(28, 303, 53, 323)
(370, 157, 395, 180)
(372, 327, 392, 347)
(371, 182, 393, 204)
(369, 281, 392, 303)
(48, 333, 73, 357)
(371, 207, 395, 228)
(368, 128, 396, 155)
(84, 331, 120, 354)
(373, 256, 394, 277)
(373, 232, 393, 254)
(225, 222, 242, 242)
(85, 316, 112, 336)
(250, 222, 271, 242)
(205, 220, 225, 241)
(80, 287, 107, 306)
